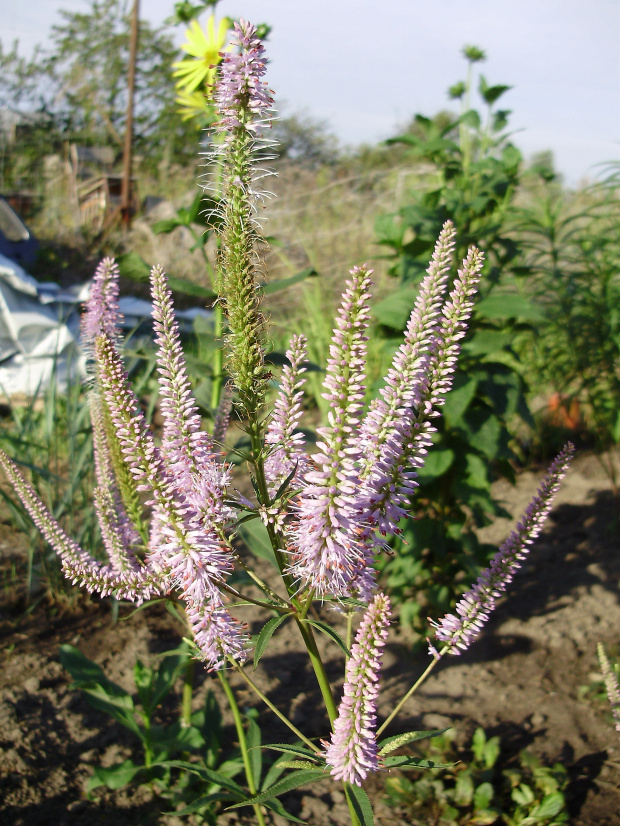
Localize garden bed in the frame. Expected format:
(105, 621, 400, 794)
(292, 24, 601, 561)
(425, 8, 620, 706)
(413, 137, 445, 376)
(0, 450, 618, 825)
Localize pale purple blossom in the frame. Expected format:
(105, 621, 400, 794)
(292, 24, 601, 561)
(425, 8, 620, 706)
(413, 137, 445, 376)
(81, 257, 123, 352)
(288, 267, 373, 597)
(354, 243, 484, 543)
(430, 443, 574, 655)
(264, 334, 309, 495)
(215, 19, 274, 142)
(324, 592, 391, 785)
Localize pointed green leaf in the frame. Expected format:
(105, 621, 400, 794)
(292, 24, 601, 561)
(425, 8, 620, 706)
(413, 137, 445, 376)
(117, 251, 151, 282)
(347, 784, 375, 826)
(261, 743, 322, 763)
(226, 769, 326, 810)
(168, 792, 242, 815)
(273, 760, 321, 770)
(152, 217, 185, 234)
(383, 755, 453, 769)
(262, 267, 318, 295)
(246, 713, 262, 786)
(379, 728, 450, 755)
(264, 797, 307, 823)
(159, 760, 246, 795)
(237, 519, 279, 569)
(301, 619, 351, 657)
(87, 759, 143, 791)
(254, 614, 291, 669)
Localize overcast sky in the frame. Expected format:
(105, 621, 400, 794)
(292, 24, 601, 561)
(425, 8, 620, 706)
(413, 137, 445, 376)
(2, 0, 619, 185)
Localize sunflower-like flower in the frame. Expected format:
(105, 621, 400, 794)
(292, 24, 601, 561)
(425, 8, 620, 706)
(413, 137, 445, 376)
(173, 15, 233, 117)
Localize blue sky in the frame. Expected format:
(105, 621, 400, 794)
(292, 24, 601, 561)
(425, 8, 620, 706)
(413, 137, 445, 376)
(2, 0, 619, 185)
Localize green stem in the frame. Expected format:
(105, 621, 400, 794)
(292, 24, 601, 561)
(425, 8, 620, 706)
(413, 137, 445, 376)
(218, 670, 267, 826)
(232, 662, 321, 754)
(295, 618, 338, 724)
(211, 302, 224, 410)
(181, 658, 194, 728)
(377, 652, 444, 737)
(344, 784, 362, 826)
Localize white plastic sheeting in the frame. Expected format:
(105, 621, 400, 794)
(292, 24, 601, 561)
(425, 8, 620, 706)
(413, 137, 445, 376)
(0, 253, 86, 397)
(0, 254, 213, 398)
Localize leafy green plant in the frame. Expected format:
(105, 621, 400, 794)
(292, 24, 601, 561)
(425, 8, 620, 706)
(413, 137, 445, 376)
(373, 46, 536, 636)
(514, 164, 620, 491)
(60, 641, 244, 823)
(385, 727, 568, 826)
(0, 368, 96, 604)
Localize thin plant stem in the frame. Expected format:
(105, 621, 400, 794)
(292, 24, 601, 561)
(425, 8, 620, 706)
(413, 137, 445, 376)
(231, 661, 321, 754)
(295, 617, 338, 724)
(181, 658, 194, 728)
(377, 652, 444, 737)
(218, 669, 267, 826)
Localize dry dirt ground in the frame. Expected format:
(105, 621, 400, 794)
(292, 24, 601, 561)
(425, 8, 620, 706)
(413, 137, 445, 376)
(0, 450, 618, 825)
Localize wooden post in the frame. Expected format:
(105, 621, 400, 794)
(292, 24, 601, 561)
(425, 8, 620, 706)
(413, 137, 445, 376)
(121, 0, 139, 229)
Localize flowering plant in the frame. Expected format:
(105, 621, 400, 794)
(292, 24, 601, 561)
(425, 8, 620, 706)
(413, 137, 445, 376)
(0, 20, 573, 825)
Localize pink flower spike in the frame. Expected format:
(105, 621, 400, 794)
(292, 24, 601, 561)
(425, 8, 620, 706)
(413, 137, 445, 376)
(430, 444, 574, 656)
(82, 258, 123, 353)
(324, 592, 391, 786)
(265, 334, 309, 495)
(288, 266, 373, 598)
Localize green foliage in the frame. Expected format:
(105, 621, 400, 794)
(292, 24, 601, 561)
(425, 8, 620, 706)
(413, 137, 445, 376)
(0, 372, 97, 603)
(514, 164, 620, 487)
(385, 728, 568, 826)
(60, 642, 244, 822)
(373, 47, 533, 637)
(0, 0, 199, 174)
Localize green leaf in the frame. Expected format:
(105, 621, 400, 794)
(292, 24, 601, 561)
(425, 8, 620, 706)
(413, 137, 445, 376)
(443, 377, 478, 427)
(416, 449, 454, 483)
(166, 275, 216, 300)
(346, 784, 375, 826)
(262, 267, 318, 295)
(379, 728, 450, 755)
(246, 713, 262, 787)
(530, 791, 565, 819)
(263, 797, 307, 823)
(254, 614, 290, 669)
(226, 769, 326, 810)
(301, 619, 351, 657)
(475, 294, 544, 321)
(372, 288, 416, 330)
(133, 659, 154, 711)
(383, 755, 453, 769)
(158, 760, 246, 795)
(150, 649, 188, 711)
(117, 251, 151, 282)
(275, 760, 321, 770)
(473, 781, 495, 810)
(87, 759, 143, 791)
(170, 792, 241, 816)
(152, 217, 184, 234)
(261, 743, 322, 763)
(237, 519, 279, 569)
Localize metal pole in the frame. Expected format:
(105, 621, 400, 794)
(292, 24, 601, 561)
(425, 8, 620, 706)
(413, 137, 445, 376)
(121, 0, 139, 228)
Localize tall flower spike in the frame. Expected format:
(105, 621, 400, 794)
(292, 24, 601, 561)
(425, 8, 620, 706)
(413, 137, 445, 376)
(355, 244, 484, 541)
(151, 265, 232, 527)
(264, 334, 309, 495)
(81, 258, 123, 355)
(324, 592, 391, 786)
(430, 443, 574, 656)
(151, 265, 216, 477)
(359, 220, 457, 479)
(288, 267, 373, 597)
(597, 643, 620, 735)
(96, 333, 245, 669)
(212, 19, 274, 417)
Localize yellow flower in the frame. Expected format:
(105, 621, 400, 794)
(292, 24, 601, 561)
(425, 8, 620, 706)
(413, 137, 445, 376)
(172, 15, 233, 96)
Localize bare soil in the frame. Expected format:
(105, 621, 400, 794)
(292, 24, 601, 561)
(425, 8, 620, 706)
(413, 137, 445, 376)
(0, 451, 618, 825)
